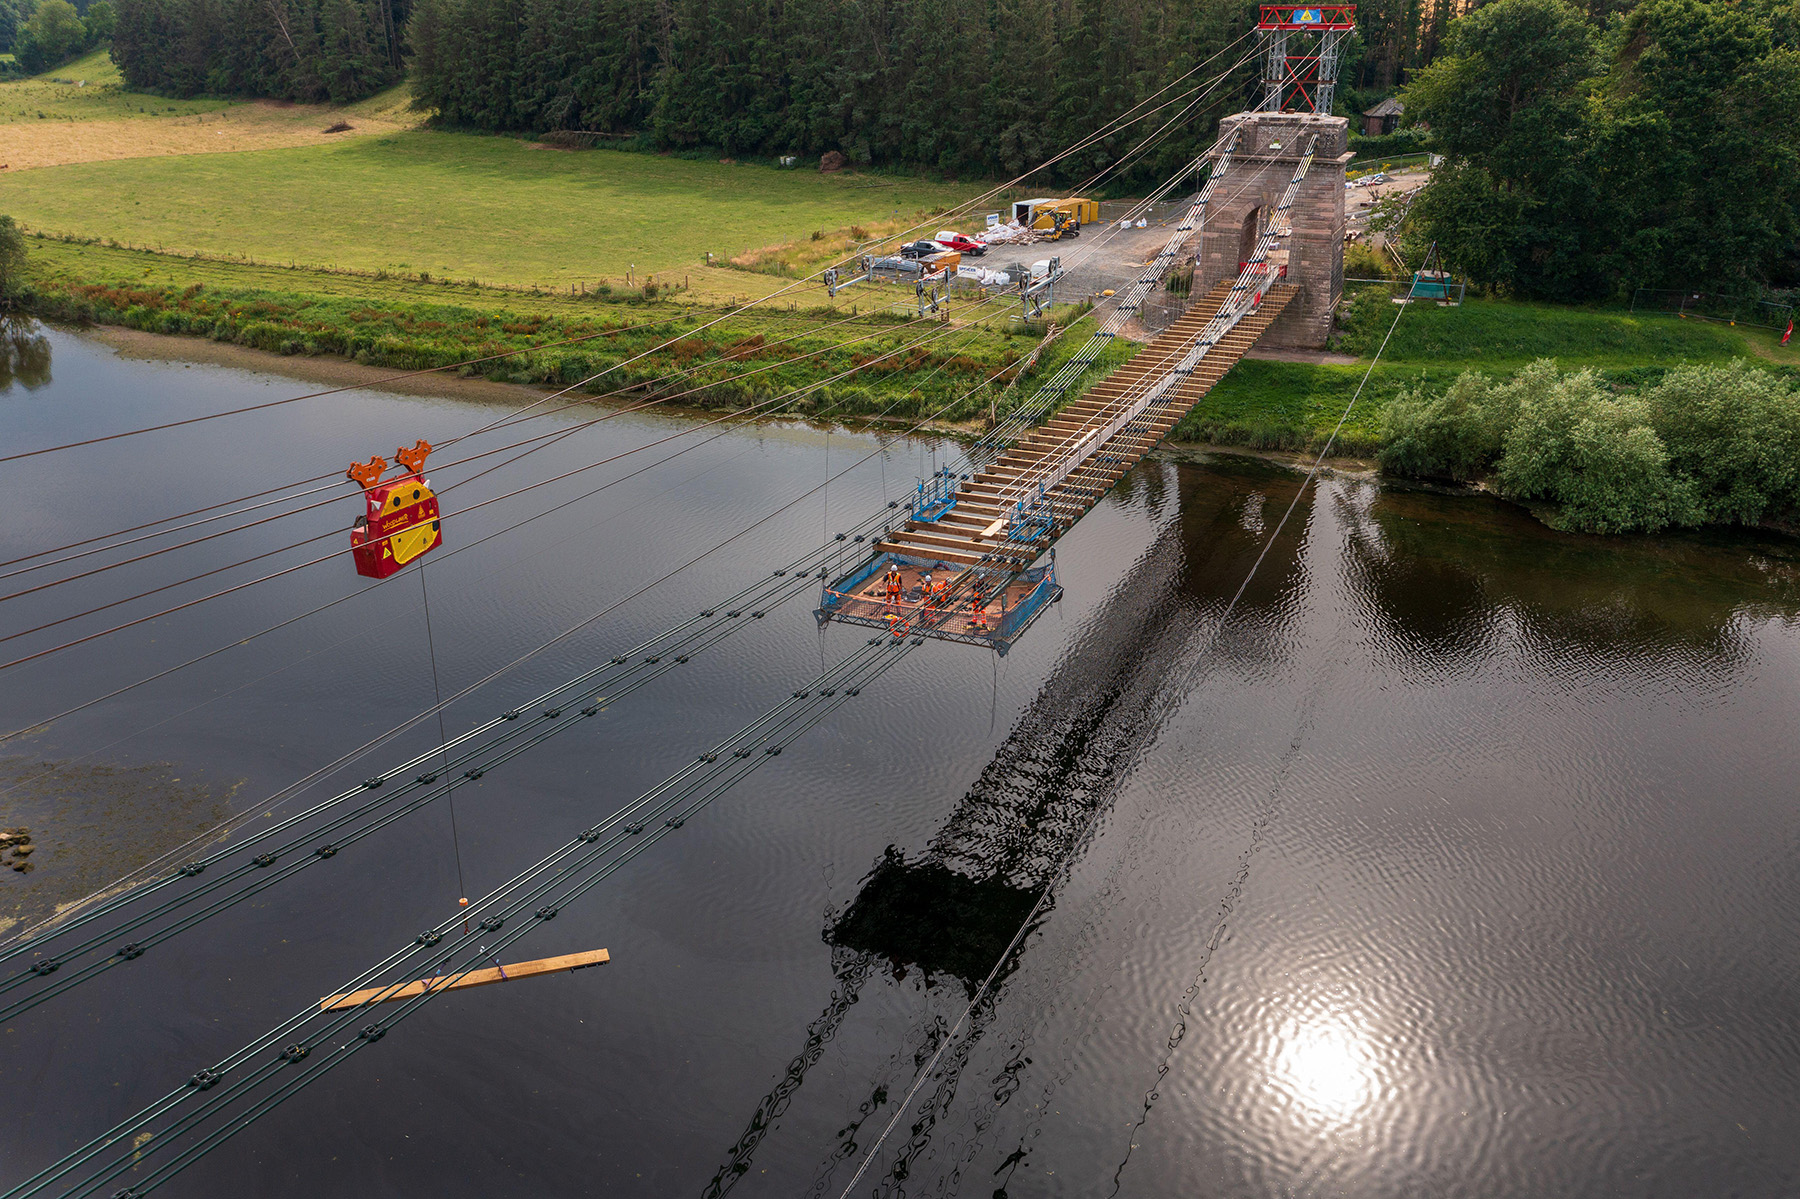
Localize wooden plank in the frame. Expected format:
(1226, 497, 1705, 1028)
(319, 948, 610, 1010)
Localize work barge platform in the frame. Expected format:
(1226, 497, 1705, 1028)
(818, 279, 1298, 653)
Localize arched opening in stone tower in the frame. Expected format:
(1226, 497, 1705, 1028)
(1238, 206, 1262, 268)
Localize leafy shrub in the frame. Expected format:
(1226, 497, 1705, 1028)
(1643, 362, 1800, 525)
(1348, 128, 1431, 158)
(0, 215, 25, 304)
(1378, 370, 1511, 481)
(1495, 369, 1699, 534)
(1342, 241, 1395, 281)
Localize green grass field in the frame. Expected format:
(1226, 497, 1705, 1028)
(0, 131, 972, 292)
(0, 49, 236, 123)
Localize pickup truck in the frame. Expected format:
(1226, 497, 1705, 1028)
(932, 231, 987, 256)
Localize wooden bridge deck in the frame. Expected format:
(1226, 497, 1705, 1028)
(874, 281, 1298, 570)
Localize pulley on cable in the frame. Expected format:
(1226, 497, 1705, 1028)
(347, 439, 444, 578)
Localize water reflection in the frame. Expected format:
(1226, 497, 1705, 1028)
(698, 461, 1320, 1195)
(1337, 479, 1800, 679)
(1268, 1012, 1380, 1126)
(0, 316, 52, 392)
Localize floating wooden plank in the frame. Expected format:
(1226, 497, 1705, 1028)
(319, 948, 609, 1011)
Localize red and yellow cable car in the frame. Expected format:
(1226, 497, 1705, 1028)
(348, 439, 443, 578)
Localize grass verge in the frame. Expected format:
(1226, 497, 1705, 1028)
(19, 240, 1057, 423)
(1168, 287, 1800, 455)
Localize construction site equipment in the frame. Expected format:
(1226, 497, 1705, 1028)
(818, 136, 1320, 653)
(1011, 197, 1098, 239)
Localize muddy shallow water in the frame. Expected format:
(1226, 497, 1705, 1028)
(2, 322, 1799, 1197)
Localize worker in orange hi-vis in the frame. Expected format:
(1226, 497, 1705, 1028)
(884, 564, 903, 607)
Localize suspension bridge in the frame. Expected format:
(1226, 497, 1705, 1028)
(0, 7, 1411, 1195)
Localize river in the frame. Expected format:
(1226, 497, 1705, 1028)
(2, 319, 1798, 1197)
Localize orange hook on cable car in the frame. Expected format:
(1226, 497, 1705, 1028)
(347, 439, 442, 578)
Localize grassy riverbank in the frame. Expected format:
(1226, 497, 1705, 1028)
(1171, 286, 1800, 455)
(20, 240, 1046, 421)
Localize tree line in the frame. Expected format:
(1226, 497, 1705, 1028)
(2, 0, 116, 73)
(108, 0, 407, 101)
(1406, 0, 1800, 297)
(411, 0, 1274, 184)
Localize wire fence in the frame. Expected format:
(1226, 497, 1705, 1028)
(1630, 288, 1795, 332)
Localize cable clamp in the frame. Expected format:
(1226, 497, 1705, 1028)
(544, 708, 562, 719)
(363, 777, 384, 789)
(535, 906, 559, 920)
(764, 746, 782, 756)
(666, 818, 685, 829)
(358, 1025, 386, 1043)
(611, 656, 628, 665)
(503, 710, 522, 721)
(581, 706, 598, 717)
(580, 829, 601, 843)
(416, 931, 442, 947)
(698, 753, 717, 763)
(117, 944, 144, 960)
(188, 1067, 224, 1090)
(726, 611, 741, 619)
(480, 916, 504, 931)
(179, 862, 205, 877)
(463, 769, 484, 781)
(624, 822, 645, 835)
(644, 656, 660, 664)
(315, 844, 337, 859)
(281, 1045, 310, 1064)
(30, 959, 59, 976)
(699, 611, 714, 618)
(416, 773, 437, 785)
(773, 570, 786, 577)
(676, 655, 689, 664)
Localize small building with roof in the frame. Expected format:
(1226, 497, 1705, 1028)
(1362, 97, 1404, 136)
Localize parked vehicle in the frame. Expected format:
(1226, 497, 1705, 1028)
(899, 240, 939, 259)
(932, 231, 987, 256)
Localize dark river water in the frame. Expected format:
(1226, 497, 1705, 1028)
(2, 319, 1799, 1197)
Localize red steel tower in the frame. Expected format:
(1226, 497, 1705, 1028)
(1257, 5, 1357, 114)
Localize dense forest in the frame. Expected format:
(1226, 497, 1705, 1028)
(101, 0, 1451, 170)
(107, 0, 408, 101)
(403, 0, 1451, 180)
(1407, 0, 1800, 296)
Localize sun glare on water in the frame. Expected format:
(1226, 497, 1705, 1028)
(1270, 1014, 1380, 1124)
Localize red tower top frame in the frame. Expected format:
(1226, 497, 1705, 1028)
(1258, 5, 1357, 31)
(1256, 5, 1355, 113)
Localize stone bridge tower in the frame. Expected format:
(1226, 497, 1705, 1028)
(1194, 110, 1353, 349)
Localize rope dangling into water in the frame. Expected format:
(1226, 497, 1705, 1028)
(418, 566, 468, 914)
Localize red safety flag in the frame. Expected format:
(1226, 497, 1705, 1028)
(1784, 318, 1794, 346)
